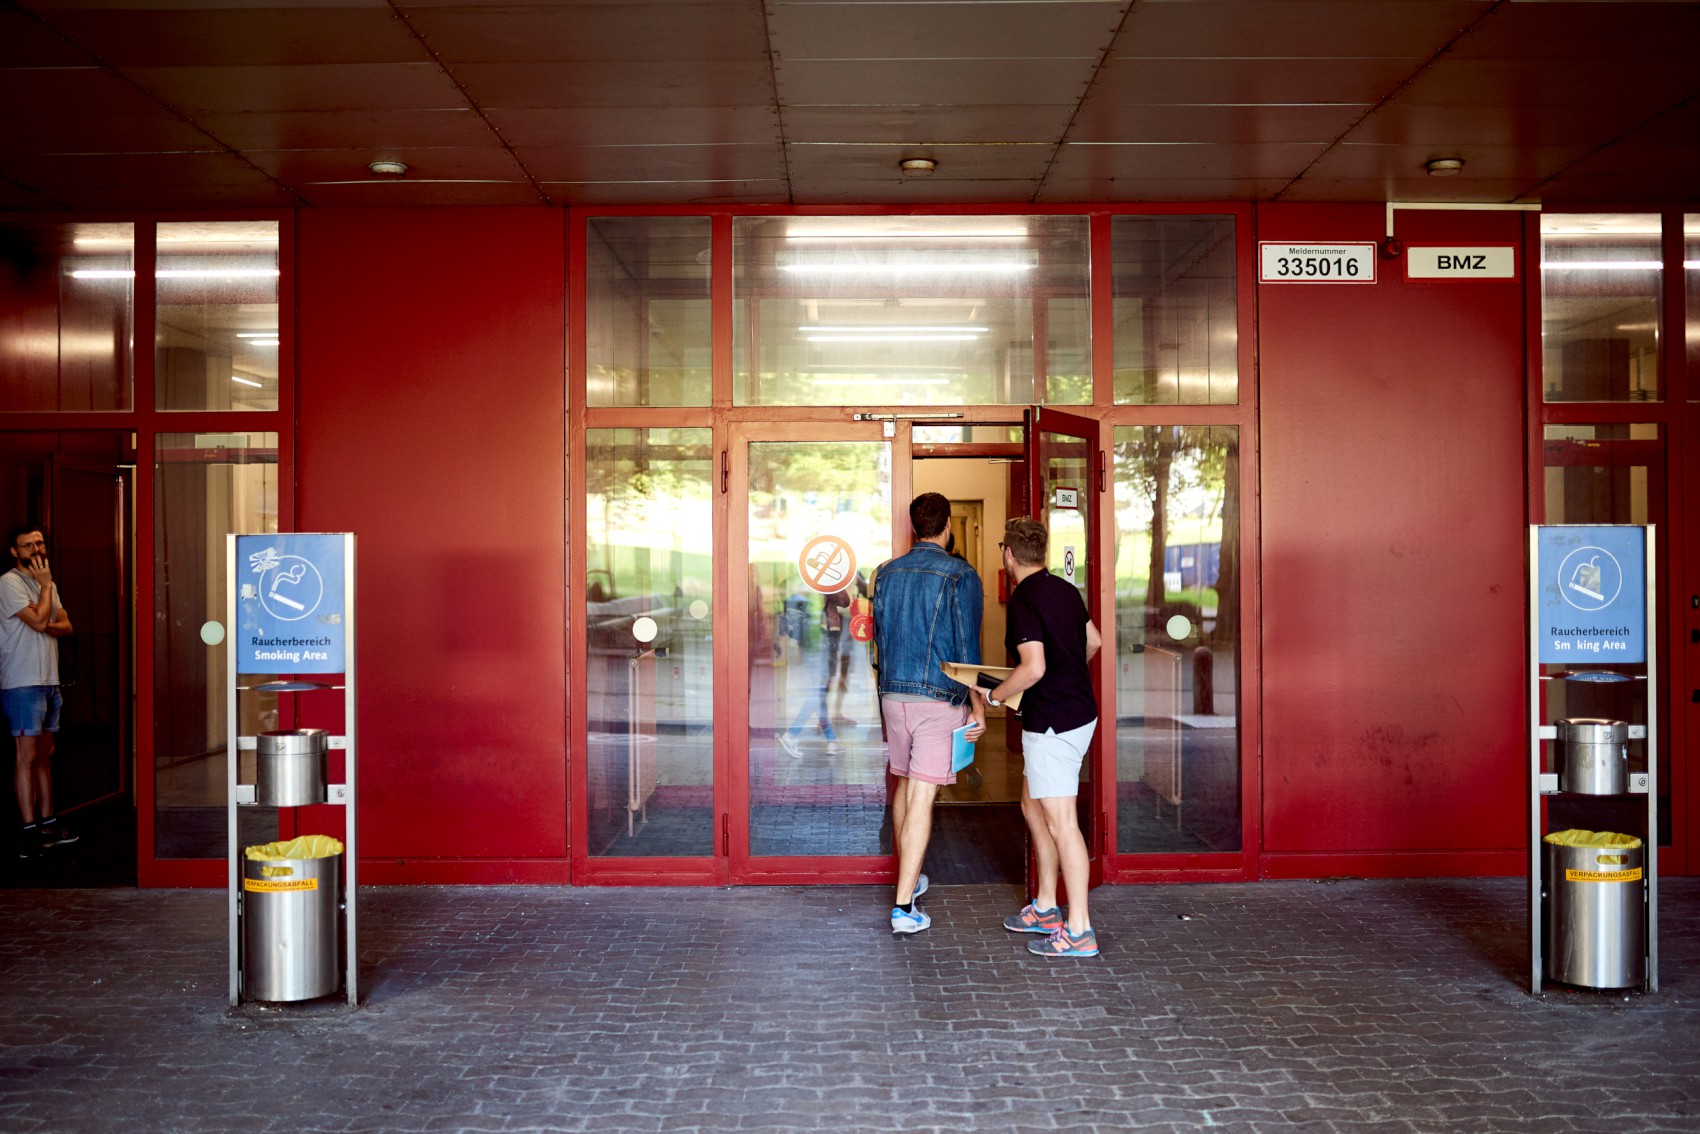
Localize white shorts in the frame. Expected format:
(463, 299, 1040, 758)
(1022, 719, 1097, 799)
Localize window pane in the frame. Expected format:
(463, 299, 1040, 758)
(586, 217, 711, 407)
(1113, 215, 1238, 405)
(734, 216, 1090, 406)
(154, 432, 279, 858)
(1541, 214, 1661, 403)
(157, 221, 280, 411)
(1113, 425, 1241, 854)
(585, 429, 715, 855)
(0, 221, 133, 411)
(1541, 423, 1668, 847)
(1686, 215, 1699, 402)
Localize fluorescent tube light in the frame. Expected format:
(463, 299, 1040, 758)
(231, 375, 263, 388)
(801, 326, 989, 334)
(70, 269, 281, 280)
(807, 335, 978, 343)
(778, 261, 1034, 277)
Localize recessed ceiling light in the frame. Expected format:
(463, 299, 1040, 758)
(368, 160, 409, 177)
(1425, 158, 1464, 177)
(899, 158, 936, 177)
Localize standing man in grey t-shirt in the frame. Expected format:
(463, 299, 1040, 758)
(2, 525, 76, 857)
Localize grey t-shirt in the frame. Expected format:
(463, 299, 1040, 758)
(0, 568, 62, 689)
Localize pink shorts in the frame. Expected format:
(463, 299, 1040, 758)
(882, 698, 968, 785)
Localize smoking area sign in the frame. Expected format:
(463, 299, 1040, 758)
(236, 533, 349, 674)
(1535, 526, 1645, 664)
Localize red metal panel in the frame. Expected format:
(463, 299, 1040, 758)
(1257, 203, 1528, 865)
(296, 208, 567, 873)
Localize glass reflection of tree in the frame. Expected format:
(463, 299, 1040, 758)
(1115, 427, 1237, 644)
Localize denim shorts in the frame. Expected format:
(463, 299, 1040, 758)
(2, 685, 62, 737)
(1022, 719, 1097, 799)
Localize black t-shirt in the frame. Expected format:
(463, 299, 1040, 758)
(1005, 570, 1096, 734)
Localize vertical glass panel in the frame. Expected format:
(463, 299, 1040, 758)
(747, 441, 890, 855)
(154, 432, 279, 858)
(586, 217, 712, 407)
(1686, 215, 1699, 402)
(0, 221, 133, 411)
(1113, 425, 1242, 853)
(1541, 423, 1667, 846)
(156, 221, 280, 411)
(1113, 215, 1238, 405)
(1541, 214, 1661, 403)
(734, 216, 1090, 406)
(584, 428, 715, 855)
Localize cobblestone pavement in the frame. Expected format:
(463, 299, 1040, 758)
(2, 878, 1696, 1133)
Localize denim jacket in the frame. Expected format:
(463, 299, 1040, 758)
(871, 542, 983, 703)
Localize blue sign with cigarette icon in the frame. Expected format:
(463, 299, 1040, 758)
(235, 533, 348, 674)
(1536, 526, 1645, 664)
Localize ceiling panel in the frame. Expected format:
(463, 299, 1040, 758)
(1448, 2, 1700, 61)
(767, 0, 1121, 60)
(1070, 102, 1369, 145)
(196, 108, 495, 151)
(486, 105, 780, 148)
(286, 179, 546, 208)
(1049, 141, 1328, 183)
(1278, 176, 1536, 204)
(1090, 57, 1420, 106)
(455, 61, 775, 110)
(0, 65, 173, 116)
(0, 177, 62, 210)
(1036, 176, 1291, 203)
(125, 63, 466, 114)
(776, 58, 1093, 107)
(795, 178, 1045, 206)
(26, 8, 423, 66)
(516, 142, 785, 183)
(409, 5, 768, 64)
(1300, 142, 1594, 188)
(1394, 58, 1697, 113)
(0, 150, 280, 191)
(245, 146, 530, 185)
(1, 111, 217, 155)
(1117, 0, 1487, 58)
(43, 181, 303, 211)
(787, 141, 1054, 182)
(0, 6, 92, 67)
(543, 178, 789, 207)
(1348, 102, 1638, 150)
(785, 104, 1074, 145)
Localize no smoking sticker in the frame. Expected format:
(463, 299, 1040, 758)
(798, 534, 857, 595)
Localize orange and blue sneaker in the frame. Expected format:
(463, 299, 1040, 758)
(1002, 903, 1063, 934)
(1028, 926, 1099, 957)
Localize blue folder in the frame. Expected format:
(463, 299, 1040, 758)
(951, 724, 976, 773)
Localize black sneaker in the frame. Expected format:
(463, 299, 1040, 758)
(39, 820, 78, 847)
(17, 827, 44, 859)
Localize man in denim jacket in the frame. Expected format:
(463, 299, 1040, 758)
(872, 493, 985, 934)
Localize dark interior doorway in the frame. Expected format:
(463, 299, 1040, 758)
(0, 431, 133, 887)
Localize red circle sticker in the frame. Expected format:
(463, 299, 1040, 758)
(797, 534, 857, 595)
(850, 614, 874, 642)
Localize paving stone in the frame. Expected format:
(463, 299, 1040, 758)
(1, 879, 1697, 1132)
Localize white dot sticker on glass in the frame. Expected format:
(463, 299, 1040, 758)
(200, 621, 226, 646)
(688, 600, 709, 621)
(1165, 614, 1193, 642)
(632, 616, 659, 644)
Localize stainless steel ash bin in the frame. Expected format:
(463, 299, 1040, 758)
(1554, 718, 1628, 795)
(256, 728, 328, 806)
(1543, 830, 1645, 989)
(242, 836, 343, 1001)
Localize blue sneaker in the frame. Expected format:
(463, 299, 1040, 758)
(891, 906, 931, 934)
(912, 873, 928, 900)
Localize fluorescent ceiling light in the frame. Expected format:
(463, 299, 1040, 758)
(786, 229, 1029, 242)
(802, 325, 989, 334)
(235, 331, 278, 338)
(807, 334, 979, 343)
(809, 375, 952, 386)
(230, 375, 263, 388)
(70, 269, 281, 280)
(1539, 261, 1664, 270)
(778, 261, 1033, 277)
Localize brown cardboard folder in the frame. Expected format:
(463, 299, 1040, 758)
(940, 663, 1024, 711)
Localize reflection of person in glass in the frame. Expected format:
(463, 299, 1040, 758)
(873, 493, 985, 935)
(779, 585, 850, 758)
(981, 517, 1102, 958)
(3, 525, 77, 857)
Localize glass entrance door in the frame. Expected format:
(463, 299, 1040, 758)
(729, 423, 898, 882)
(1024, 407, 1106, 888)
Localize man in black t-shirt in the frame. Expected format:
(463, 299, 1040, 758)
(981, 517, 1102, 958)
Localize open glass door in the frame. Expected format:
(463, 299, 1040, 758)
(1023, 407, 1106, 888)
(727, 421, 904, 883)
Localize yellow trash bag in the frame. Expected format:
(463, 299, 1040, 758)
(1542, 829, 1642, 850)
(245, 834, 345, 860)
